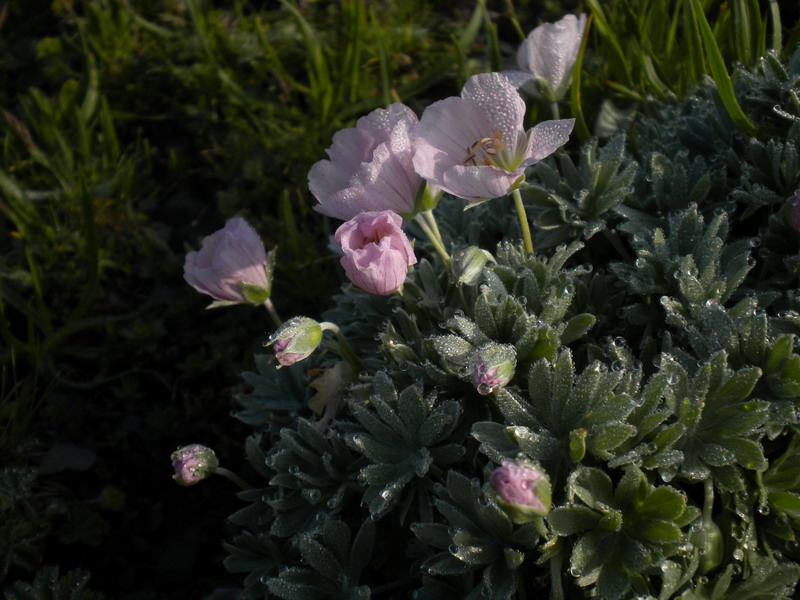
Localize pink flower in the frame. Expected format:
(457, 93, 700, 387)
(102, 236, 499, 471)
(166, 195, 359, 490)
(413, 73, 575, 203)
(490, 460, 552, 522)
(503, 14, 588, 101)
(183, 217, 272, 306)
(334, 210, 417, 295)
(309, 103, 422, 221)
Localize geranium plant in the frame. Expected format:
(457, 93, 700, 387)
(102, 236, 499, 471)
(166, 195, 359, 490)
(176, 12, 800, 600)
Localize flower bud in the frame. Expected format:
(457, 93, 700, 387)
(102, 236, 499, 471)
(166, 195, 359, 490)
(787, 192, 800, 231)
(450, 246, 494, 286)
(268, 317, 323, 367)
(171, 444, 219, 486)
(469, 343, 516, 395)
(490, 459, 552, 523)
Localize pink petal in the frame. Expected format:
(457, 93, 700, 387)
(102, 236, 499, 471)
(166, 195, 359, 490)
(441, 164, 521, 202)
(461, 73, 526, 140)
(525, 119, 575, 163)
(413, 97, 494, 183)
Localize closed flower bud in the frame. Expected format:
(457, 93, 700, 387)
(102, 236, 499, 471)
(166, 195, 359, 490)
(787, 192, 800, 231)
(171, 444, 219, 486)
(451, 246, 494, 285)
(470, 343, 516, 395)
(183, 217, 274, 308)
(268, 317, 323, 367)
(490, 459, 552, 522)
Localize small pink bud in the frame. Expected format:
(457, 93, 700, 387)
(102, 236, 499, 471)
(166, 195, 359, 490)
(490, 459, 552, 522)
(334, 210, 417, 295)
(268, 317, 323, 367)
(470, 343, 516, 395)
(171, 444, 219, 486)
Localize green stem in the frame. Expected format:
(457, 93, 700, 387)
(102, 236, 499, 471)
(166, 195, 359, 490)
(320, 321, 363, 370)
(550, 101, 561, 120)
(512, 188, 534, 255)
(602, 228, 633, 262)
(214, 467, 253, 490)
(263, 298, 283, 328)
(550, 546, 564, 600)
(413, 213, 450, 264)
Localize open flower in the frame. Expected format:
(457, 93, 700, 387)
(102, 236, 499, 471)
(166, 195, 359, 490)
(490, 459, 552, 523)
(183, 217, 273, 307)
(309, 103, 423, 221)
(413, 72, 574, 204)
(503, 14, 587, 102)
(334, 210, 417, 295)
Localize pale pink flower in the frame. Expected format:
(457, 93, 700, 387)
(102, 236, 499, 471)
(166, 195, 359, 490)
(309, 103, 422, 221)
(503, 14, 587, 101)
(183, 217, 272, 306)
(334, 210, 417, 295)
(412, 73, 574, 203)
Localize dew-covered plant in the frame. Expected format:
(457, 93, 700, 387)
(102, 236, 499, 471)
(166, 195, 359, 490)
(172, 10, 800, 600)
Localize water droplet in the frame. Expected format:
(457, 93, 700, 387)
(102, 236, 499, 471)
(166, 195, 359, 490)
(612, 360, 625, 372)
(750, 237, 761, 248)
(733, 548, 744, 561)
(787, 540, 799, 551)
(757, 504, 771, 515)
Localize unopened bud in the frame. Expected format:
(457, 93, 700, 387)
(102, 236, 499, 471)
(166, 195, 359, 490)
(490, 459, 552, 522)
(268, 317, 323, 367)
(171, 444, 219, 486)
(469, 343, 516, 395)
(451, 246, 494, 285)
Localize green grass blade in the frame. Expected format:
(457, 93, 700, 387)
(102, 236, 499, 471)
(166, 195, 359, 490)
(688, 0, 758, 137)
(682, 0, 707, 85)
(569, 15, 592, 142)
(768, 0, 782, 53)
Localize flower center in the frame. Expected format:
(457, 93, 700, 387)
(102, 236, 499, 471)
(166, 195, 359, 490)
(463, 130, 505, 167)
(361, 229, 385, 247)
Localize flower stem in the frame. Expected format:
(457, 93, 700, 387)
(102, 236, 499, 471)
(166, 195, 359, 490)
(214, 467, 253, 490)
(512, 188, 534, 255)
(550, 101, 561, 120)
(413, 213, 450, 264)
(263, 298, 283, 328)
(320, 322, 363, 371)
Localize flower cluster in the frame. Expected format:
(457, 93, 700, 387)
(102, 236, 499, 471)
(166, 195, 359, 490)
(180, 15, 582, 368)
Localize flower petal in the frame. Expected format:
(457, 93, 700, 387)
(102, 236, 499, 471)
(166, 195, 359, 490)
(461, 73, 526, 140)
(413, 96, 494, 183)
(525, 118, 575, 163)
(442, 164, 521, 201)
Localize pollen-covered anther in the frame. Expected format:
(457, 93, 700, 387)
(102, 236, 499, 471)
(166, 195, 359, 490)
(464, 130, 505, 166)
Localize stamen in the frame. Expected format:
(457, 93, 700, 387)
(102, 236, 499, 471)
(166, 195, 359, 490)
(462, 131, 505, 166)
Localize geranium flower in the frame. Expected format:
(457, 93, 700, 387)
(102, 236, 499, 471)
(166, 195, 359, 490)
(503, 14, 587, 101)
(183, 217, 273, 307)
(334, 210, 417, 295)
(309, 103, 422, 221)
(412, 72, 574, 204)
